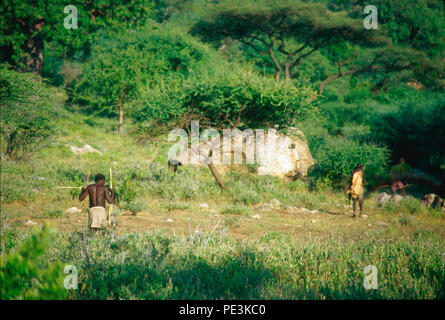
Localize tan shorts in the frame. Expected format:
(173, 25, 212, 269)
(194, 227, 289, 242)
(88, 206, 107, 229)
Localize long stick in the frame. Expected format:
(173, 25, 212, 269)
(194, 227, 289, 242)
(57, 186, 83, 189)
(108, 168, 113, 226)
(85, 171, 91, 188)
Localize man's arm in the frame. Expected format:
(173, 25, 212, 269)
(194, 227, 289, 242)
(105, 187, 115, 204)
(79, 186, 88, 201)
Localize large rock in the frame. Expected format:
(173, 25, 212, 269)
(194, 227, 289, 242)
(374, 192, 391, 205)
(69, 144, 103, 155)
(169, 127, 314, 180)
(256, 127, 314, 180)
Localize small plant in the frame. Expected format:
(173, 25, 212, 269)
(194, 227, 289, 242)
(163, 202, 190, 211)
(221, 205, 251, 216)
(398, 213, 411, 226)
(121, 199, 147, 214)
(47, 209, 63, 218)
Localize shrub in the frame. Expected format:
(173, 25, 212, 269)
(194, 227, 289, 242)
(309, 136, 390, 187)
(221, 205, 251, 216)
(131, 64, 317, 130)
(22, 230, 445, 299)
(370, 93, 445, 171)
(0, 64, 58, 160)
(121, 198, 147, 214)
(0, 226, 65, 299)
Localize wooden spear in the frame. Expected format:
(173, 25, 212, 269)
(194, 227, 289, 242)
(85, 171, 91, 189)
(108, 168, 113, 226)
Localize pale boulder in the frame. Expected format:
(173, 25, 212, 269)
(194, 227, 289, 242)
(170, 127, 314, 180)
(69, 144, 103, 155)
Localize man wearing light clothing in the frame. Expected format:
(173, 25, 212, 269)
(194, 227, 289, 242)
(79, 173, 114, 232)
(347, 164, 365, 218)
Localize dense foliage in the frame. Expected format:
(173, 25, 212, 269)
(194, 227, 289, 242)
(0, 64, 62, 160)
(73, 25, 217, 132)
(132, 65, 317, 130)
(0, 0, 154, 73)
(370, 93, 445, 171)
(0, 226, 65, 299)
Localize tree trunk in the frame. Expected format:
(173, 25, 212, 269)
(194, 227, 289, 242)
(268, 46, 282, 81)
(118, 89, 127, 134)
(207, 148, 226, 190)
(208, 163, 226, 190)
(284, 62, 291, 81)
(119, 102, 124, 134)
(318, 69, 360, 95)
(24, 27, 44, 74)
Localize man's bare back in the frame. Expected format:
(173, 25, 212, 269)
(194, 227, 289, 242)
(79, 174, 114, 208)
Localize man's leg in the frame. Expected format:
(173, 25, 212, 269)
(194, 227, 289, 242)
(352, 199, 357, 218)
(359, 197, 364, 216)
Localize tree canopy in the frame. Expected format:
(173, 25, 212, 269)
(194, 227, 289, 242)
(0, 0, 153, 73)
(191, 0, 388, 81)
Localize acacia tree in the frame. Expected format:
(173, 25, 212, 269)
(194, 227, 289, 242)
(328, 0, 445, 57)
(191, 0, 386, 81)
(316, 0, 445, 93)
(317, 44, 444, 94)
(0, 0, 153, 74)
(74, 32, 154, 134)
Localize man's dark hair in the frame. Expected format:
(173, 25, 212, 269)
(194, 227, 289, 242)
(356, 164, 364, 170)
(95, 173, 106, 182)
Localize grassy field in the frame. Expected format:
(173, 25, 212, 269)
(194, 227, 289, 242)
(1, 111, 445, 299)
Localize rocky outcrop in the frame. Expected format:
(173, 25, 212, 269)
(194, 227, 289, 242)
(169, 127, 314, 180)
(256, 127, 314, 180)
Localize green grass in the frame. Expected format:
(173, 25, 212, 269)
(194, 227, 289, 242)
(2, 227, 444, 299)
(2, 111, 445, 300)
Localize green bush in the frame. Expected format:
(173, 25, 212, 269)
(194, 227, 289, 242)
(131, 65, 317, 130)
(0, 226, 66, 300)
(370, 93, 445, 171)
(221, 204, 251, 216)
(0, 64, 59, 160)
(309, 136, 390, 186)
(121, 198, 147, 214)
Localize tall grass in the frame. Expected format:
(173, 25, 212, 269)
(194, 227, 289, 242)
(3, 228, 443, 300)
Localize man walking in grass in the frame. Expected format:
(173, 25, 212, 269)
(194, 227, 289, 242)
(79, 173, 114, 232)
(347, 164, 365, 218)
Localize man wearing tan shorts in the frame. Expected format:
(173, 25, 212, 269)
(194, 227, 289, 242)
(79, 173, 114, 232)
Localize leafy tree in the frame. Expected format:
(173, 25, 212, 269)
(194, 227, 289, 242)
(0, 64, 60, 160)
(0, 0, 153, 73)
(191, 0, 386, 81)
(328, 0, 445, 57)
(74, 25, 215, 133)
(153, 0, 192, 23)
(132, 64, 317, 132)
(316, 0, 445, 93)
(317, 44, 444, 94)
(370, 93, 445, 172)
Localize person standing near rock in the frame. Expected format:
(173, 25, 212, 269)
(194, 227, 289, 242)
(347, 164, 365, 218)
(79, 173, 114, 232)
